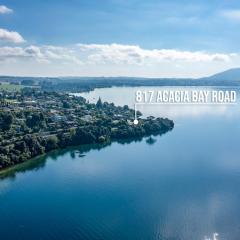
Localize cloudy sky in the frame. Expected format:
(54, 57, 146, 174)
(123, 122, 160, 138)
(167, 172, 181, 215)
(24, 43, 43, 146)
(0, 0, 240, 78)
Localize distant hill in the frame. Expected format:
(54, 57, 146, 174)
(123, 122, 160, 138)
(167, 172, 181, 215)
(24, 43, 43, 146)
(202, 68, 240, 81)
(0, 68, 240, 91)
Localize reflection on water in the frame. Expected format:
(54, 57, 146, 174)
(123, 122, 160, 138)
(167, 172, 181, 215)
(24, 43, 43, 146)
(204, 233, 219, 240)
(146, 136, 157, 145)
(0, 86, 240, 240)
(0, 136, 158, 181)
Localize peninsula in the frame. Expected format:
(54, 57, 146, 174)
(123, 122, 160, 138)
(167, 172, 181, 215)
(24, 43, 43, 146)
(0, 89, 174, 170)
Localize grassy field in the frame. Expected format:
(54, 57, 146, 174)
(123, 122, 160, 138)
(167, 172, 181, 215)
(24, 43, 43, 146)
(0, 83, 23, 92)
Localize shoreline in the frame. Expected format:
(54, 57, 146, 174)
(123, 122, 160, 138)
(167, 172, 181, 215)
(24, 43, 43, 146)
(0, 119, 174, 171)
(0, 129, 174, 177)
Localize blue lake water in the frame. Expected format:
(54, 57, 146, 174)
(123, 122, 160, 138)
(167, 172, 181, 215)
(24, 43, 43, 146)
(1, 87, 240, 240)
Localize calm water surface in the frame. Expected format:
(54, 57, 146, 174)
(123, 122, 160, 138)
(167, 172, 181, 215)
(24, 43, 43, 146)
(1, 87, 240, 240)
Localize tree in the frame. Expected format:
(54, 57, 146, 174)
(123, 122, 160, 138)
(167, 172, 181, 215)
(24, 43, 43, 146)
(45, 136, 58, 151)
(23, 135, 45, 157)
(21, 79, 35, 86)
(62, 101, 70, 108)
(0, 154, 9, 168)
(57, 132, 71, 148)
(73, 127, 96, 144)
(0, 112, 13, 131)
(26, 112, 45, 129)
(96, 97, 103, 108)
(15, 141, 27, 152)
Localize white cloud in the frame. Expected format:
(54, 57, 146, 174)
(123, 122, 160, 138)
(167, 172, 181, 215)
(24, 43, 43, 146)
(77, 43, 231, 64)
(0, 43, 239, 77)
(0, 5, 13, 14)
(0, 43, 232, 65)
(221, 9, 240, 22)
(0, 28, 25, 43)
(0, 45, 83, 65)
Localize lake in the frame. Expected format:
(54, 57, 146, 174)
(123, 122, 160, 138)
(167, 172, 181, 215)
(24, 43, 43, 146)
(1, 86, 240, 240)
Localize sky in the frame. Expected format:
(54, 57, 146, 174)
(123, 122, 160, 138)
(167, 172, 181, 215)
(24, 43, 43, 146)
(0, 0, 240, 78)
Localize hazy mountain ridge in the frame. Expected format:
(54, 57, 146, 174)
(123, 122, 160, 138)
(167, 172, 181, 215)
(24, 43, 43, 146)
(0, 68, 240, 89)
(201, 68, 240, 81)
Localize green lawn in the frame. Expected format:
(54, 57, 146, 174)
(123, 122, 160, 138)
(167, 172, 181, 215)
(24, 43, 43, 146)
(0, 83, 23, 92)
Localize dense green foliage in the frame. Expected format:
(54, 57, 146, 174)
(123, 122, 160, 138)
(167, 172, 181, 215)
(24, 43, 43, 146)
(0, 113, 13, 131)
